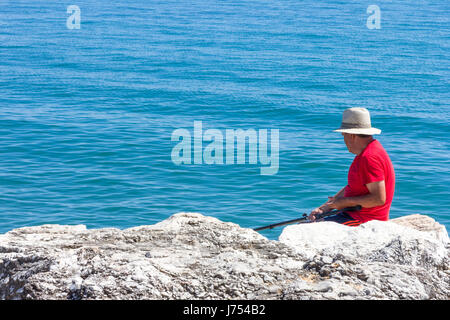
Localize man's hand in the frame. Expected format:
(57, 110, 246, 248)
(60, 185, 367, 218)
(325, 196, 345, 210)
(308, 207, 324, 221)
(308, 196, 334, 221)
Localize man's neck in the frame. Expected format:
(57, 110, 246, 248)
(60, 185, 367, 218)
(355, 138, 374, 155)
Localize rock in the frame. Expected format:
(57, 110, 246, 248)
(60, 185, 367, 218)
(280, 214, 449, 299)
(391, 214, 449, 243)
(0, 212, 448, 300)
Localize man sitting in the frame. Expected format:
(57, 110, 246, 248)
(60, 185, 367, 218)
(309, 107, 395, 226)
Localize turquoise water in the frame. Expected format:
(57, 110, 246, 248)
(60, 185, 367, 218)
(0, 1, 449, 240)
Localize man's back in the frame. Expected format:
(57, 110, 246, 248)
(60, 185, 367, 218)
(345, 139, 395, 222)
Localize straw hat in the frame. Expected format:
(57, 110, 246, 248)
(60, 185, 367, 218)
(333, 107, 381, 135)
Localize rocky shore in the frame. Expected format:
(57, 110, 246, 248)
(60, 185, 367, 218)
(0, 213, 448, 300)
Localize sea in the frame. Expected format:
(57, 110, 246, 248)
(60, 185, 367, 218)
(0, 0, 449, 240)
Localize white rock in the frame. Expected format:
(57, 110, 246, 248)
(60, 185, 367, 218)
(0, 213, 448, 300)
(279, 217, 448, 268)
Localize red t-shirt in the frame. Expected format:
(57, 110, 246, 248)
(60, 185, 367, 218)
(345, 139, 395, 223)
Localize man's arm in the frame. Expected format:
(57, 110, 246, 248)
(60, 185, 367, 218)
(327, 180, 386, 210)
(308, 186, 347, 220)
(332, 186, 346, 200)
(316, 186, 346, 210)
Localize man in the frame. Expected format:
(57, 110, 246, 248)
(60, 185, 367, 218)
(309, 107, 395, 226)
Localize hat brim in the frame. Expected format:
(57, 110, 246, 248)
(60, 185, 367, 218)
(333, 127, 381, 135)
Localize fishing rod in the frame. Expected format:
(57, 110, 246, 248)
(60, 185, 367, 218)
(253, 205, 362, 231)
